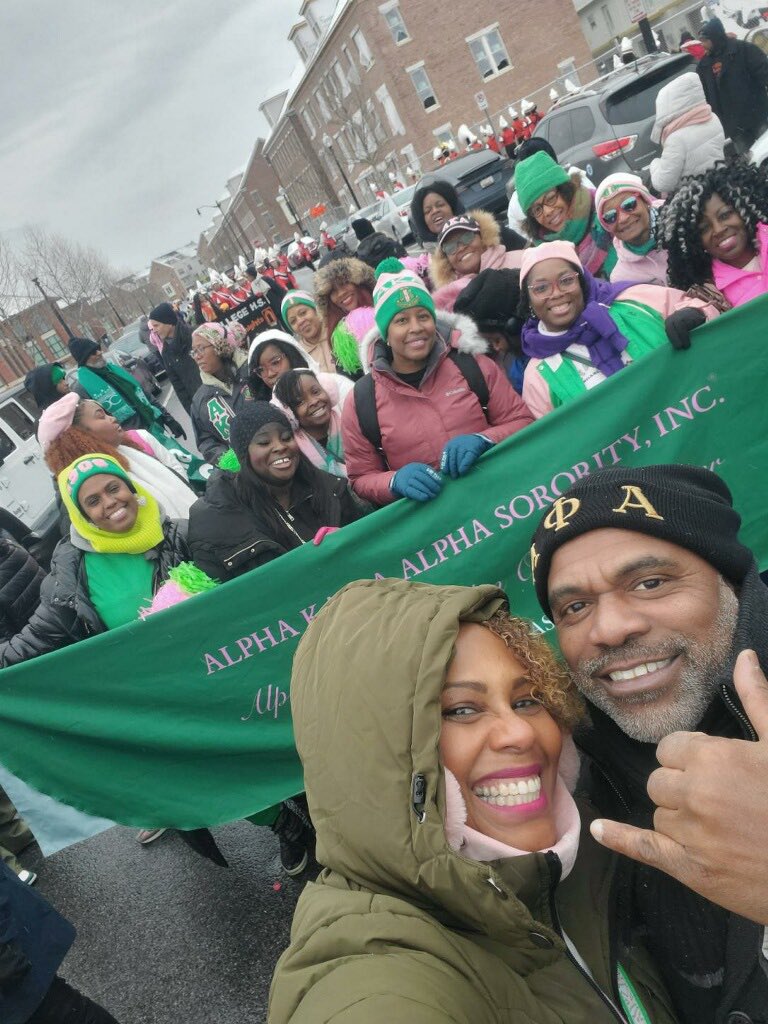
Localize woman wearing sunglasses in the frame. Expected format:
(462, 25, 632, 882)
(430, 213, 523, 312)
(518, 241, 716, 419)
(595, 175, 668, 287)
(514, 152, 616, 278)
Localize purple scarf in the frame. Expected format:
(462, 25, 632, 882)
(522, 273, 637, 378)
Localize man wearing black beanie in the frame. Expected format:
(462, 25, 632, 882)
(529, 463, 768, 1024)
(147, 302, 200, 415)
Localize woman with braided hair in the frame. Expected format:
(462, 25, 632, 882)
(659, 160, 768, 310)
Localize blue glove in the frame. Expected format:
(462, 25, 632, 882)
(440, 434, 493, 479)
(390, 463, 443, 502)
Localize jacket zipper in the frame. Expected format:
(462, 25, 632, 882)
(544, 852, 628, 1023)
(720, 682, 757, 740)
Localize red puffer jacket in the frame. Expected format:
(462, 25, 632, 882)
(341, 312, 533, 505)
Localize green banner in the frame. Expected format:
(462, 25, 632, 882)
(1, 298, 767, 829)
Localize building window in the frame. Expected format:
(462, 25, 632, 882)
(407, 63, 438, 110)
(376, 84, 406, 136)
(380, 3, 410, 44)
(302, 107, 316, 139)
(467, 25, 511, 80)
(601, 5, 615, 32)
(333, 60, 350, 97)
(162, 283, 175, 298)
(351, 28, 373, 68)
(304, 3, 321, 37)
(40, 329, 67, 360)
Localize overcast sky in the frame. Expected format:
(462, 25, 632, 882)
(0, 1, 301, 273)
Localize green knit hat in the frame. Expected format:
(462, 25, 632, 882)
(514, 151, 570, 215)
(59, 454, 134, 509)
(373, 258, 435, 339)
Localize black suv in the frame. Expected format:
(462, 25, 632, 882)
(532, 52, 695, 185)
(408, 149, 515, 243)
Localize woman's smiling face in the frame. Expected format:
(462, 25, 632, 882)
(439, 623, 562, 852)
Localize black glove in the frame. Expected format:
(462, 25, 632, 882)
(0, 940, 31, 993)
(162, 412, 186, 440)
(664, 308, 707, 351)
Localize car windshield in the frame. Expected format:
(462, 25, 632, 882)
(393, 186, 416, 208)
(355, 201, 383, 220)
(115, 331, 144, 353)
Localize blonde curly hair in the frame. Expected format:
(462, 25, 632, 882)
(482, 610, 584, 729)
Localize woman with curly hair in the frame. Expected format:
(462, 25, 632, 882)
(270, 579, 677, 1024)
(39, 393, 196, 519)
(659, 160, 768, 308)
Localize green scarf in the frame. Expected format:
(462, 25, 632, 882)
(625, 209, 660, 257)
(540, 185, 593, 245)
(58, 455, 165, 554)
(77, 364, 160, 429)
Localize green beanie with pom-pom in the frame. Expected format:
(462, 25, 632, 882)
(373, 257, 435, 340)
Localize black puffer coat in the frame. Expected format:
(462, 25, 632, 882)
(0, 520, 189, 668)
(158, 320, 201, 414)
(0, 538, 45, 643)
(188, 468, 366, 582)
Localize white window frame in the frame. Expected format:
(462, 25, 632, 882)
(379, 1, 410, 45)
(301, 107, 317, 139)
(466, 23, 512, 81)
(162, 283, 175, 298)
(375, 84, 406, 136)
(406, 61, 439, 112)
(332, 59, 350, 97)
(351, 28, 373, 69)
(40, 328, 67, 360)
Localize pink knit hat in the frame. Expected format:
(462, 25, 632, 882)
(519, 240, 582, 287)
(37, 392, 80, 451)
(594, 173, 657, 230)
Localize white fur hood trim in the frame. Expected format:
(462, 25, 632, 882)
(358, 310, 489, 374)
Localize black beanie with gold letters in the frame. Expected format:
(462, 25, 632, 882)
(530, 464, 754, 616)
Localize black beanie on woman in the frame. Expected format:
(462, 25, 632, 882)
(230, 402, 292, 464)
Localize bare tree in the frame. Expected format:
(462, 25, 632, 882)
(317, 63, 393, 179)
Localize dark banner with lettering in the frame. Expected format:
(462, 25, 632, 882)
(220, 294, 279, 340)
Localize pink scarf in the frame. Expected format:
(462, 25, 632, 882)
(661, 102, 714, 143)
(712, 222, 768, 308)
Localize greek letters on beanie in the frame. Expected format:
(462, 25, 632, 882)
(230, 402, 292, 464)
(148, 302, 178, 326)
(514, 151, 571, 217)
(373, 257, 436, 339)
(68, 337, 100, 367)
(530, 464, 753, 616)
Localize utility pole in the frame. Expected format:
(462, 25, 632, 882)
(323, 134, 361, 209)
(101, 290, 125, 328)
(31, 277, 74, 338)
(214, 200, 250, 259)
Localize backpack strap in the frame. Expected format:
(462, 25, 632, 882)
(447, 349, 490, 421)
(353, 374, 389, 469)
(352, 349, 490, 471)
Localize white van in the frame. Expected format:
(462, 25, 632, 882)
(0, 387, 57, 550)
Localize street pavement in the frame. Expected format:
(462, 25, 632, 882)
(22, 821, 316, 1023)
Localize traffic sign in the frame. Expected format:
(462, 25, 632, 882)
(625, 0, 646, 23)
(475, 90, 489, 111)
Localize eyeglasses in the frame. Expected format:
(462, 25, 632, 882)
(602, 195, 640, 226)
(441, 230, 478, 255)
(190, 344, 213, 358)
(256, 355, 287, 377)
(530, 189, 561, 219)
(528, 272, 581, 299)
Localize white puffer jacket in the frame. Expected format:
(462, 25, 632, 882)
(649, 72, 726, 194)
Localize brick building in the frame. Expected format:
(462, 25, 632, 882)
(0, 301, 73, 388)
(260, 0, 595, 222)
(196, 141, 296, 273)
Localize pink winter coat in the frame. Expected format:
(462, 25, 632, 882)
(342, 312, 533, 505)
(712, 222, 768, 308)
(609, 242, 668, 287)
(432, 245, 524, 312)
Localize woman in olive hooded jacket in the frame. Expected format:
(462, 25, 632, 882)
(269, 579, 678, 1024)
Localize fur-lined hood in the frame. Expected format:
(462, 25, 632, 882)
(429, 209, 501, 290)
(313, 257, 376, 334)
(358, 310, 488, 375)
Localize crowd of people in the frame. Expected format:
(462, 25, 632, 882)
(4, 21, 768, 1023)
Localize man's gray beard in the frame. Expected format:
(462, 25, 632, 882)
(570, 579, 740, 743)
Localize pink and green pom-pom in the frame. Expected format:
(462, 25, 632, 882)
(217, 448, 240, 471)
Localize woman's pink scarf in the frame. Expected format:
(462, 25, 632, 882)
(661, 102, 714, 143)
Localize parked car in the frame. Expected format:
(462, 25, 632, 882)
(0, 385, 59, 566)
(341, 199, 384, 250)
(408, 150, 516, 244)
(373, 185, 417, 244)
(287, 236, 320, 269)
(531, 51, 695, 186)
(105, 322, 164, 396)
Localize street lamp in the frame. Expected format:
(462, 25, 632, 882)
(31, 277, 74, 339)
(276, 188, 307, 236)
(196, 203, 247, 261)
(322, 134, 361, 209)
